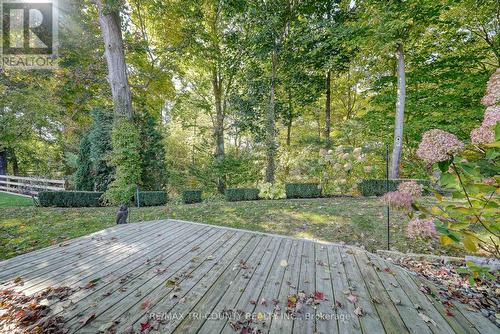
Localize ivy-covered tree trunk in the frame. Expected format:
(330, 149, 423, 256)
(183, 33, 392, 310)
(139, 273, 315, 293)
(10, 149, 19, 176)
(96, 0, 133, 119)
(0, 149, 7, 175)
(390, 43, 406, 178)
(212, 66, 226, 194)
(265, 48, 278, 183)
(323, 70, 331, 146)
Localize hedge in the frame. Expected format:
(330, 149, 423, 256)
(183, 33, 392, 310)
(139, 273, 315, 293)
(358, 179, 431, 197)
(38, 191, 103, 207)
(285, 183, 321, 199)
(225, 188, 259, 202)
(182, 190, 202, 204)
(135, 191, 167, 207)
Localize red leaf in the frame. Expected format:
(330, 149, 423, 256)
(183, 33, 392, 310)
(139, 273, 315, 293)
(140, 321, 152, 333)
(314, 291, 325, 301)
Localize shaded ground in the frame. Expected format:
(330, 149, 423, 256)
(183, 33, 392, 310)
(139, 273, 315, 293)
(0, 197, 462, 260)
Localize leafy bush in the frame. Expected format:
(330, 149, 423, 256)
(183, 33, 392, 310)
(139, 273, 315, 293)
(103, 118, 142, 205)
(183, 190, 202, 204)
(258, 182, 286, 199)
(135, 191, 167, 207)
(74, 134, 94, 191)
(285, 183, 321, 199)
(88, 107, 114, 191)
(225, 188, 259, 202)
(38, 191, 103, 207)
(358, 179, 430, 197)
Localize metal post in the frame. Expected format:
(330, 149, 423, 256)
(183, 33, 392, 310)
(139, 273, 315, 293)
(136, 185, 140, 208)
(386, 143, 390, 250)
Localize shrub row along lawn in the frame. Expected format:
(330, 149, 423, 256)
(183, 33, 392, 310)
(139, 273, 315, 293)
(0, 197, 464, 260)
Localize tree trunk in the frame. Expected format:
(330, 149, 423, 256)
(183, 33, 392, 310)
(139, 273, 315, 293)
(265, 48, 278, 183)
(323, 70, 331, 146)
(0, 149, 7, 175)
(390, 43, 406, 179)
(286, 88, 293, 146)
(212, 67, 226, 194)
(96, 0, 133, 119)
(10, 148, 19, 175)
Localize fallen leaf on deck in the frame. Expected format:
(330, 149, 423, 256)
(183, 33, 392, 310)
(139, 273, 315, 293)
(165, 279, 177, 288)
(84, 278, 101, 289)
(140, 299, 152, 310)
(347, 294, 358, 304)
(13, 276, 24, 285)
(418, 312, 437, 326)
(314, 291, 325, 301)
(354, 307, 364, 317)
(140, 320, 152, 333)
(280, 260, 288, 267)
(79, 313, 96, 326)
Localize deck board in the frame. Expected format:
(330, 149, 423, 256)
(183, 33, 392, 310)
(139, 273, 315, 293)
(0, 219, 496, 334)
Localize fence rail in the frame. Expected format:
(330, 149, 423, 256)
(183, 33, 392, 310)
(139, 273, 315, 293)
(0, 175, 65, 196)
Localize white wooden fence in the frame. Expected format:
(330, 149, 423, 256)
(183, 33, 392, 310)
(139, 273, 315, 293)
(0, 175, 65, 196)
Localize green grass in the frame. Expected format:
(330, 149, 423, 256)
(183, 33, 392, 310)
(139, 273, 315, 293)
(0, 192, 34, 208)
(0, 197, 463, 260)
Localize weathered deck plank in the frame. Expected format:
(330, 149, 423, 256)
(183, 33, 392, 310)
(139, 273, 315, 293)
(0, 219, 496, 334)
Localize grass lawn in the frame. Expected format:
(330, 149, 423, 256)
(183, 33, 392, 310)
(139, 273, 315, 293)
(0, 197, 463, 260)
(0, 191, 34, 208)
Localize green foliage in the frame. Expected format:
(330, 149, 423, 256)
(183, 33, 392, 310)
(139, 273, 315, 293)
(103, 118, 142, 205)
(258, 182, 286, 200)
(358, 179, 430, 197)
(182, 190, 202, 204)
(225, 188, 260, 202)
(136, 112, 167, 190)
(38, 191, 103, 207)
(414, 141, 500, 258)
(74, 134, 94, 191)
(88, 107, 114, 191)
(135, 191, 168, 207)
(285, 183, 321, 199)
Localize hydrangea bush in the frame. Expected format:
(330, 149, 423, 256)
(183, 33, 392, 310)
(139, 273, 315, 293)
(412, 70, 500, 259)
(316, 143, 384, 195)
(277, 142, 384, 196)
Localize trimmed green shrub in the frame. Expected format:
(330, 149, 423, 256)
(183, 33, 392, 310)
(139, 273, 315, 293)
(183, 190, 202, 204)
(74, 134, 94, 191)
(135, 191, 167, 207)
(285, 183, 321, 199)
(225, 188, 259, 202)
(103, 118, 142, 205)
(358, 179, 431, 197)
(38, 191, 103, 207)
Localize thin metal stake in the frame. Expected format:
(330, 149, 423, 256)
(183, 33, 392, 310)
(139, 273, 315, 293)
(386, 143, 390, 250)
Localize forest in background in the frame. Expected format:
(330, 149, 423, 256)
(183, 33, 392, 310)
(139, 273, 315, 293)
(0, 0, 498, 198)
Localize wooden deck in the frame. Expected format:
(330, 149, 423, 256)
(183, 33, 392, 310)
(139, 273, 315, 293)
(0, 220, 497, 334)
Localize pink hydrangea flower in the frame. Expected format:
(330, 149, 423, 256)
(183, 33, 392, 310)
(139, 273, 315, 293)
(481, 69, 500, 107)
(397, 181, 423, 197)
(382, 191, 412, 211)
(406, 218, 437, 240)
(416, 129, 464, 164)
(482, 105, 500, 128)
(470, 125, 494, 145)
(483, 177, 496, 185)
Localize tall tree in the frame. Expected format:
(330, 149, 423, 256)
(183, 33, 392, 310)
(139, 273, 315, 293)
(360, 0, 441, 178)
(95, 0, 133, 119)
